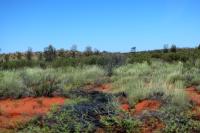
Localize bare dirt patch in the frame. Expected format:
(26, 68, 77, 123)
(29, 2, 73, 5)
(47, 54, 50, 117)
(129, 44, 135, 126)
(186, 87, 200, 120)
(134, 100, 161, 114)
(119, 103, 130, 111)
(186, 87, 200, 105)
(0, 97, 66, 129)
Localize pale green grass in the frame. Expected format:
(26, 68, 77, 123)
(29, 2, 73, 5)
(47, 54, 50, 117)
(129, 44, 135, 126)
(111, 61, 189, 107)
(0, 65, 106, 98)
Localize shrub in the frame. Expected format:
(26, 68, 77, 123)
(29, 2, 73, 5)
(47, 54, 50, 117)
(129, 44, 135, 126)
(0, 71, 26, 98)
(0, 65, 106, 98)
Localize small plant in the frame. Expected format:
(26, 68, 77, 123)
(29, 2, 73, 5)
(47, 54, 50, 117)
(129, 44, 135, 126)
(100, 113, 141, 133)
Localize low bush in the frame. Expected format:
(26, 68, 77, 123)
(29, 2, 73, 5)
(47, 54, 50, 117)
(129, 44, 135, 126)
(0, 65, 106, 98)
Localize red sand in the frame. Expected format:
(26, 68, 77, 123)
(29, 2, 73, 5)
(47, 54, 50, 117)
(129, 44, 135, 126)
(186, 87, 200, 105)
(0, 97, 66, 129)
(120, 104, 130, 111)
(186, 87, 200, 119)
(134, 100, 161, 114)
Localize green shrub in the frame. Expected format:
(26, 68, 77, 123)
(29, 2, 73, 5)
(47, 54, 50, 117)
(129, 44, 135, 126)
(100, 113, 141, 133)
(0, 71, 26, 98)
(160, 106, 200, 133)
(0, 65, 106, 98)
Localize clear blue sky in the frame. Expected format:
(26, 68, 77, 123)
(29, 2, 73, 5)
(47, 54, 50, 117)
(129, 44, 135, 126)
(0, 0, 200, 53)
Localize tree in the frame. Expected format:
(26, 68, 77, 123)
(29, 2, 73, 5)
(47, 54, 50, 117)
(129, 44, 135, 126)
(170, 44, 176, 53)
(197, 44, 200, 49)
(4, 54, 9, 62)
(44, 45, 56, 61)
(84, 46, 92, 56)
(131, 47, 136, 53)
(71, 44, 77, 58)
(163, 44, 169, 53)
(16, 52, 22, 60)
(38, 52, 43, 61)
(26, 47, 33, 61)
(94, 48, 100, 55)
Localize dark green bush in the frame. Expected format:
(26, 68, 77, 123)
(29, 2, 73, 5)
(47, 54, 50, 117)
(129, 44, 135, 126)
(0, 60, 38, 70)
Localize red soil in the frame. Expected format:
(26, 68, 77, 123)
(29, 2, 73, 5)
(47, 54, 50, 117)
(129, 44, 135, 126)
(186, 87, 200, 119)
(134, 100, 161, 114)
(0, 97, 66, 129)
(186, 87, 200, 105)
(119, 104, 130, 111)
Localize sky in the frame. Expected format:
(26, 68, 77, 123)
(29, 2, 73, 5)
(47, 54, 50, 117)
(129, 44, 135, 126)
(0, 0, 200, 53)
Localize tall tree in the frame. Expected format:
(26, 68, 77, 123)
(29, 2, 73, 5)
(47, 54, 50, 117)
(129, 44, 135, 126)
(170, 44, 177, 53)
(131, 47, 136, 53)
(197, 44, 200, 49)
(84, 46, 92, 56)
(26, 47, 33, 61)
(71, 44, 77, 57)
(94, 48, 100, 55)
(44, 45, 56, 61)
(163, 44, 169, 53)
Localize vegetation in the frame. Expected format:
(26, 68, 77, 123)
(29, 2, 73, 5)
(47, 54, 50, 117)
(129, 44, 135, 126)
(1, 44, 200, 132)
(0, 65, 105, 98)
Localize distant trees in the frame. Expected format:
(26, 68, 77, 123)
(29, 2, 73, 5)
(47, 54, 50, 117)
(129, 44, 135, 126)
(94, 48, 100, 55)
(163, 44, 169, 53)
(84, 46, 93, 56)
(44, 45, 56, 61)
(58, 48, 65, 58)
(26, 47, 33, 61)
(131, 47, 136, 53)
(38, 52, 43, 61)
(197, 44, 200, 49)
(16, 52, 22, 60)
(4, 54, 9, 62)
(170, 44, 177, 53)
(71, 45, 77, 58)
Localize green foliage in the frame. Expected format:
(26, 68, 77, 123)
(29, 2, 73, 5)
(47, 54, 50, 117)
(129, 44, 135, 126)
(160, 106, 200, 133)
(100, 114, 141, 133)
(111, 61, 188, 107)
(0, 71, 26, 98)
(0, 65, 105, 98)
(44, 45, 56, 61)
(19, 88, 117, 133)
(0, 60, 38, 70)
(51, 57, 80, 67)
